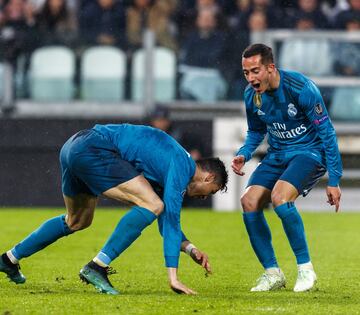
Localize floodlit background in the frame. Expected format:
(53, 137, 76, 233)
(0, 0, 359, 208)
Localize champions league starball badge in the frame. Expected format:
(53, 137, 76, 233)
(287, 103, 297, 117)
(315, 103, 323, 115)
(253, 93, 262, 108)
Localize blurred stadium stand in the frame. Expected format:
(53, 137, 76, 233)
(0, 0, 359, 209)
(131, 46, 176, 102)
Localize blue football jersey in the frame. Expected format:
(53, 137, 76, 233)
(237, 69, 342, 187)
(93, 124, 196, 268)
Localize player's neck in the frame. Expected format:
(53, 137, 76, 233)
(192, 165, 203, 182)
(268, 69, 280, 91)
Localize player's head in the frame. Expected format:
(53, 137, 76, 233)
(149, 105, 171, 132)
(242, 43, 276, 93)
(187, 157, 228, 199)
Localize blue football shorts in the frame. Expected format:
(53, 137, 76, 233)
(247, 154, 326, 196)
(60, 129, 140, 197)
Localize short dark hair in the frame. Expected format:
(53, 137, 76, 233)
(242, 43, 274, 65)
(196, 157, 228, 192)
(150, 105, 170, 120)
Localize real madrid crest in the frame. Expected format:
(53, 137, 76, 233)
(253, 93, 262, 108)
(287, 103, 297, 117)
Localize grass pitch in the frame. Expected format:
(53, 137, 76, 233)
(0, 208, 359, 315)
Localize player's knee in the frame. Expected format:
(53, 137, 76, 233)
(271, 190, 289, 207)
(241, 193, 259, 212)
(66, 215, 93, 231)
(145, 198, 164, 216)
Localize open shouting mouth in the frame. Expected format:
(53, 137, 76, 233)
(252, 83, 262, 92)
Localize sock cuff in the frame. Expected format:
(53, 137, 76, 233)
(243, 211, 264, 221)
(10, 248, 20, 261)
(95, 252, 112, 266)
(134, 206, 157, 224)
(60, 215, 74, 235)
(274, 202, 296, 218)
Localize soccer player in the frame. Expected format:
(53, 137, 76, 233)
(0, 123, 228, 295)
(232, 44, 342, 292)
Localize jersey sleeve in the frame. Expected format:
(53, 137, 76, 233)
(299, 81, 343, 186)
(160, 156, 193, 268)
(157, 214, 188, 242)
(236, 94, 267, 162)
(149, 180, 188, 243)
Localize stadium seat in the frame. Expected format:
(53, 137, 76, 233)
(131, 47, 176, 102)
(29, 46, 75, 102)
(330, 87, 360, 121)
(279, 39, 333, 76)
(81, 46, 126, 102)
(178, 65, 228, 103)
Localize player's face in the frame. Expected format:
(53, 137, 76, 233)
(242, 54, 275, 93)
(187, 179, 220, 200)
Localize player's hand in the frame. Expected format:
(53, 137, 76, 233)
(170, 279, 197, 295)
(326, 186, 341, 212)
(189, 248, 212, 274)
(232, 155, 246, 176)
(167, 268, 197, 295)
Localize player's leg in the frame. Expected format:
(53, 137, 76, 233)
(0, 193, 96, 284)
(0, 131, 98, 285)
(79, 175, 162, 295)
(64, 130, 158, 294)
(11, 194, 97, 260)
(272, 155, 326, 292)
(94, 175, 162, 267)
(272, 180, 307, 264)
(241, 157, 286, 291)
(241, 186, 275, 269)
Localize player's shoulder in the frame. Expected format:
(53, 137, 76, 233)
(281, 69, 310, 92)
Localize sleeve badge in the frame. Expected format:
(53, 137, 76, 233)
(315, 103, 323, 115)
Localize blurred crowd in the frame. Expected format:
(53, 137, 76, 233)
(0, 0, 360, 100)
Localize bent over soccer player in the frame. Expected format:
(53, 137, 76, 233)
(0, 123, 228, 295)
(232, 44, 342, 292)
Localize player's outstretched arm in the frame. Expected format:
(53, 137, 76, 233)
(326, 186, 341, 212)
(231, 155, 246, 176)
(181, 241, 212, 274)
(168, 267, 197, 295)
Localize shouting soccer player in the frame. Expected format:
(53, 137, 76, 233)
(0, 123, 228, 295)
(232, 44, 342, 292)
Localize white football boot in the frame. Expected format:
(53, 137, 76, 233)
(251, 268, 286, 292)
(293, 266, 317, 292)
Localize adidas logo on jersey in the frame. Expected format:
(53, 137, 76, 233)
(257, 109, 265, 116)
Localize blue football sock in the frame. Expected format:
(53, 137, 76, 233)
(11, 214, 73, 260)
(243, 211, 278, 269)
(96, 206, 157, 265)
(274, 202, 310, 264)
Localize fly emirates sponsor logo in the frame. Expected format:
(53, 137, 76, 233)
(268, 122, 307, 139)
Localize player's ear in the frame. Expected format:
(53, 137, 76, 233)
(205, 173, 216, 183)
(267, 63, 276, 73)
